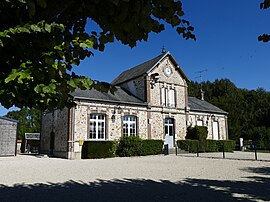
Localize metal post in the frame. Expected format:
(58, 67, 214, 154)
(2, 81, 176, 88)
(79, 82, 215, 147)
(254, 141, 257, 161)
(222, 142, 225, 159)
(197, 142, 199, 157)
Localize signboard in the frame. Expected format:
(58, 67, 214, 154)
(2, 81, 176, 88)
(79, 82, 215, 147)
(25, 133, 40, 140)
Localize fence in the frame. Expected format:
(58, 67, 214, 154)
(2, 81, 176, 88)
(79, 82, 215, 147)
(175, 140, 270, 161)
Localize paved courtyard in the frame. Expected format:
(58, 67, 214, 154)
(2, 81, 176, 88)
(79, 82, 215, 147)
(0, 153, 270, 201)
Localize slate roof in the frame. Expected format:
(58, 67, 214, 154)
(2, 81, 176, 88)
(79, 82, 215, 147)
(111, 51, 189, 85)
(188, 97, 227, 115)
(111, 52, 167, 85)
(0, 116, 19, 123)
(71, 87, 147, 106)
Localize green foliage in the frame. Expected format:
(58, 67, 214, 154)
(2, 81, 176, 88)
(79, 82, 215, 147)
(5, 107, 41, 140)
(117, 136, 143, 157)
(216, 140, 235, 152)
(0, 0, 195, 110)
(205, 140, 218, 152)
(259, 0, 270, 42)
(117, 136, 164, 157)
(140, 140, 164, 156)
(186, 126, 208, 140)
(188, 79, 270, 142)
(81, 141, 117, 159)
(177, 140, 199, 153)
(186, 126, 207, 152)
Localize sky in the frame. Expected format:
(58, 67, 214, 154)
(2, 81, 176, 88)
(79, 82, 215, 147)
(1, 0, 270, 116)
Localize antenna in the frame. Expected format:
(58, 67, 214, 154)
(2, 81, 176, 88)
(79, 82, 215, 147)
(195, 69, 208, 100)
(195, 69, 208, 83)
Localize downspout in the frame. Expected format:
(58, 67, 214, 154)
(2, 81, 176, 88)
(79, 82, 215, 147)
(15, 122, 19, 156)
(68, 107, 75, 159)
(225, 115, 229, 140)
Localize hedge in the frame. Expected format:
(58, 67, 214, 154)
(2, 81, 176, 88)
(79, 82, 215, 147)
(141, 140, 164, 156)
(117, 136, 143, 157)
(186, 126, 208, 152)
(205, 140, 218, 152)
(177, 139, 236, 153)
(177, 140, 199, 153)
(186, 126, 208, 140)
(216, 140, 235, 152)
(82, 141, 117, 159)
(117, 136, 164, 157)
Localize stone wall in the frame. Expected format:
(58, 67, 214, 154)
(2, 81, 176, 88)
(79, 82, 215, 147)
(40, 108, 69, 158)
(146, 56, 188, 141)
(0, 118, 17, 156)
(188, 111, 228, 140)
(72, 101, 148, 156)
(119, 76, 146, 101)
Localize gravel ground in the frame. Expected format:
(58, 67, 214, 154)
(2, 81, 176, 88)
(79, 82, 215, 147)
(0, 153, 270, 202)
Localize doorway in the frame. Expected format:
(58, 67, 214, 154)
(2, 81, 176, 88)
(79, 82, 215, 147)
(164, 118, 175, 148)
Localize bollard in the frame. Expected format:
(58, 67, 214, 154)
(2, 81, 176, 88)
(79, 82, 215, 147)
(164, 144, 169, 156)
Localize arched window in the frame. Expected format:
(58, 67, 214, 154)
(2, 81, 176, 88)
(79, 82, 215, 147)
(123, 115, 137, 136)
(89, 114, 105, 140)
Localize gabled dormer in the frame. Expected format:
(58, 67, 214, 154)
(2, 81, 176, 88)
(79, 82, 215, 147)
(111, 51, 189, 109)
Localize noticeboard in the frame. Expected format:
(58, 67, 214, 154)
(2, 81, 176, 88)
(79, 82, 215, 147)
(25, 133, 40, 140)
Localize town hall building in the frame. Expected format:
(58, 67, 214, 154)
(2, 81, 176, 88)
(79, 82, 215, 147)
(40, 51, 228, 159)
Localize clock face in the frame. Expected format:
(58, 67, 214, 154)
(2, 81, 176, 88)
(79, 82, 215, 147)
(164, 66, 172, 77)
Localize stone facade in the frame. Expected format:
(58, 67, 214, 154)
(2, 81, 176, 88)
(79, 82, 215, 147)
(0, 117, 18, 156)
(188, 111, 228, 140)
(40, 51, 228, 159)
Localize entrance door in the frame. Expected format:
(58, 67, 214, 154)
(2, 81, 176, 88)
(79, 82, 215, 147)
(213, 121, 219, 140)
(164, 118, 174, 148)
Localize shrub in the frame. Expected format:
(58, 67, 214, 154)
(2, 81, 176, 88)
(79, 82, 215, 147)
(177, 140, 199, 153)
(117, 136, 164, 157)
(186, 126, 208, 140)
(117, 136, 143, 157)
(82, 141, 117, 159)
(186, 126, 208, 152)
(205, 140, 218, 152)
(217, 140, 235, 152)
(141, 140, 164, 156)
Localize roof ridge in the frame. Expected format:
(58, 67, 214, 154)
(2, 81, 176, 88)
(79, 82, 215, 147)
(111, 52, 167, 85)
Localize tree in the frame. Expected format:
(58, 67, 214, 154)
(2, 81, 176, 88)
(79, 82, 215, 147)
(188, 79, 270, 141)
(0, 0, 195, 110)
(259, 0, 270, 42)
(5, 108, 41, 140)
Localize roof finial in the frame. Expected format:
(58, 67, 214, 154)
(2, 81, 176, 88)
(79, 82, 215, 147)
(200, 89, 205, 101)
(161, 46, 166, 53)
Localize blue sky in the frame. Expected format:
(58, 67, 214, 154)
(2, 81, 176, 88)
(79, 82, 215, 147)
(1, 0, 270, 116)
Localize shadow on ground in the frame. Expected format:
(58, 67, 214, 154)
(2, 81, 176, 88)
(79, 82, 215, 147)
(1, 167, 269, 202)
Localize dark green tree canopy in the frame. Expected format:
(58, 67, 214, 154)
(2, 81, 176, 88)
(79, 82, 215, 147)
(189, 79, 270, 145)
(0, 0, 195, 110)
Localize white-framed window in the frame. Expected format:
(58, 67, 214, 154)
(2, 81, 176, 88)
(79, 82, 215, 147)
(89, 114, 105, 140)
(161, 87, 166, 107)
(212, 121, 219, 140)
(161, 87, 175, 108)
(168, 89, 175, 107)
(196, 120, 203, 126)
(123, 115, 136, 136)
